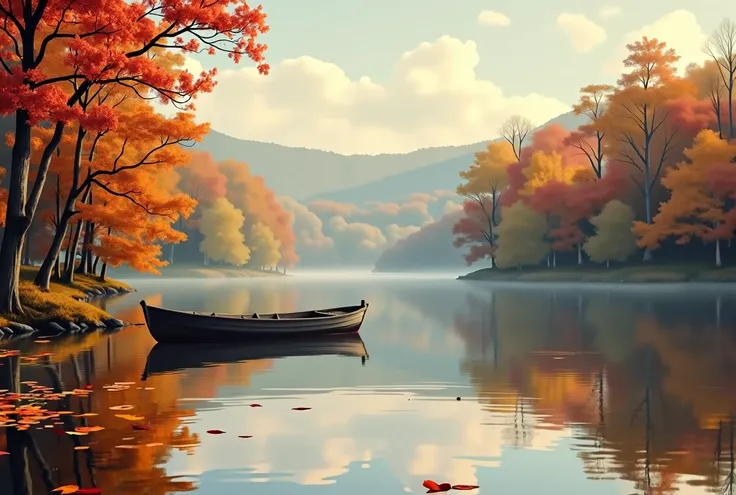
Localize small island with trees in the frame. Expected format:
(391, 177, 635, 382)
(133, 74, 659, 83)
(454, 20, 736, 283)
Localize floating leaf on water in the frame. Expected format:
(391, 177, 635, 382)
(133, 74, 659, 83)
(423, 480, 441, 491)
(131, 424, 150, 431)
(75, 426, 104, 433)
(115, 414, 145, 421)
(291, 407, 311, 411)
(84, 385, 93, 390)
(33, 340, 50, 344)
(75, 489, 102, 495)
(21, 381, 38, 385)
(249, 403, 262, 408)
(115, 382, 136, 386)
(66, 431, 88, 436)
(144, 387, 154, 390)
(74, 446, 90, 451)
(109, 405, 134, 411)
(451, 486, 480, 491)
(73, 413, 99, 418)
(122, 437, 134, 441)
(206, 429, 225, 434)
(52, 485, 80, 494)
(145, 442, 164, 447)
(237, 435, 253, 438)
(115, 444, 138, 449)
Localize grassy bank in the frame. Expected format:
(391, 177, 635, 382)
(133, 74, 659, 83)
(0, 266, 131, 327)
(459, 264, 736, 283)
(109, 265, 286, 279)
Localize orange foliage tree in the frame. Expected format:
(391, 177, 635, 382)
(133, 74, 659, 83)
(0, 0, 270, 314)
(564, 84, 614, 179)
(635, 130, 736, 266)
(32, 101, 204, 289)
(452, 200, 493, 265)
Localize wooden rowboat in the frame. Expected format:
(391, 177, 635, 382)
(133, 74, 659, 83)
(139, 299, 369, 343)
(141, 333, 369, 379)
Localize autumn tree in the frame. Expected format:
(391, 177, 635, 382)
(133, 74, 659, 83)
(456, 141, 516, 267)
(584, 200, 637, 267)
(249, 222, 281, 269)
(495, 202, 548, 269)
(634, 130, 736, 267)
(0, 0, 270, 315)
(687, 61, 726, 138)
(565, 84, 613, 178)
(500, 115, 532, 161)
(603, 37, 683, 260)
(453, 200, 493, 265)
(705, 18, 736, 139)
(199, 198, 251, 266)
(32, 102, 207, 290)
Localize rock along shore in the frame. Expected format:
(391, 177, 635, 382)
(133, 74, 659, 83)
(0, 286, 137, 340)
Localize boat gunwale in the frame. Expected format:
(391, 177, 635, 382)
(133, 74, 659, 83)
(140, 300, 368, 322)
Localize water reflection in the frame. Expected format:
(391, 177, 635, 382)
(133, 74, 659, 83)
(0, 278, 735, 494)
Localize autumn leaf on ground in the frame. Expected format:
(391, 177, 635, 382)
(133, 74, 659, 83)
(52, 485, 79, 494)
(206, 429, 225, 434)
(291, 407, 311, 411)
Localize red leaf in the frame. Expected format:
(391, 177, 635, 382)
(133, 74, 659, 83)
(237, 435, 253, 438)
(0, 450, 8, 455)
(74, 489, 103, 494)
(291, 407, 311, 411)
(249, 403, 262, 408)
(206, 429, 225, 434)
(84, 385, 93, 390)
(438, 483, 451, 491)
(131, 424, 150, 431)
(423, 480, 441, 491)
(451, 485, 479, 491)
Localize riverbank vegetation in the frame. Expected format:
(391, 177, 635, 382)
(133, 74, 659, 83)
(454, 20, 736, 279)
(0, 0, 280, 324)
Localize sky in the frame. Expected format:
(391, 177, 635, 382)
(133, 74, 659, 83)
(183, 0, 736, 155)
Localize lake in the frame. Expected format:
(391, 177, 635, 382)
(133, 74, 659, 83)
(1, 275, 736, 495)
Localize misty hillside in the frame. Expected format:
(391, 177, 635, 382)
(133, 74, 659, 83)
(306, 111, 586, 205)
(194, 130, 491, 200)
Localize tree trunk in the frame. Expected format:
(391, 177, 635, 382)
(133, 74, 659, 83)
(76, 220, 93, 275)
(577, 244, 582, 265)
(35, 210, 75, 290)
(99, 262, 108, 282)
(606, 259, 610, 268)
(552, 251, 556, 268)
(86, 224, 94, 273)
(0, 111, 33, 314)
(716, 239, 722, 268)
(92, 254, 100, 276)
(62, 185, 92, 284)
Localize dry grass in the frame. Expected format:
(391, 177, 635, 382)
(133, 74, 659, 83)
(0, 266, 131, 327)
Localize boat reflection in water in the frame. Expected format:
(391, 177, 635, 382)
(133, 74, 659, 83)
(141, 333, 369, 380)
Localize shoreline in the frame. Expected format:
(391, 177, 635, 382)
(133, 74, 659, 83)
(108, 266, 287, 279)
(0, 267, 136, 340)
(458, 265, 736, 284)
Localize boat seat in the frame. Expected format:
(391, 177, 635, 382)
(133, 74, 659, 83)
(314, 311, 336, 316)
(252, 313, 259, 319)
(272, 313, 280, 319)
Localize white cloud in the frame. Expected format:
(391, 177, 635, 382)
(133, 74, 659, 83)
(556, 13, 607, 53)
(599, 6, 621, 19)
(603, 10, 708, 76)
(477, 10, 510, 27)
(183, 35, 569, 154)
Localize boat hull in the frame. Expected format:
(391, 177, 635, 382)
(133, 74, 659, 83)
(142, 333, 368, 378)
(140, 300, 369, 344)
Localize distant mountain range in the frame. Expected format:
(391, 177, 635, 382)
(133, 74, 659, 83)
(304, 111, 587, 205)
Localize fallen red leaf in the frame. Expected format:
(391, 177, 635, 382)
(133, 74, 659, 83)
(237, 435, 253, 438)
(74, 489, 103, 494)
(249, 403, 262, 407)
(206, 429, 225, 434)
(423, 480, 441, 491)
(451, 485, 479, 490)
(131, 424, 150, 431)
(291, 407, 311, 411)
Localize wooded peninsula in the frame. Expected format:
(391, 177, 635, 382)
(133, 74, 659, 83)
(452, 19, 736, 282)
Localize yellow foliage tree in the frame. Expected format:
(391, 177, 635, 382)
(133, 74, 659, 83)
(457, 140, 517, 266)
(521, 151, 580, 194)
(495, 202, 549, 269)
(199, 198, 251, 266)
(249, 222, 282, 269)
(633, 130, 736, 267)
(584, 200, 637, 266)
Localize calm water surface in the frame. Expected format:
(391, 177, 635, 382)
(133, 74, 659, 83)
(1, 276, 736, 494)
